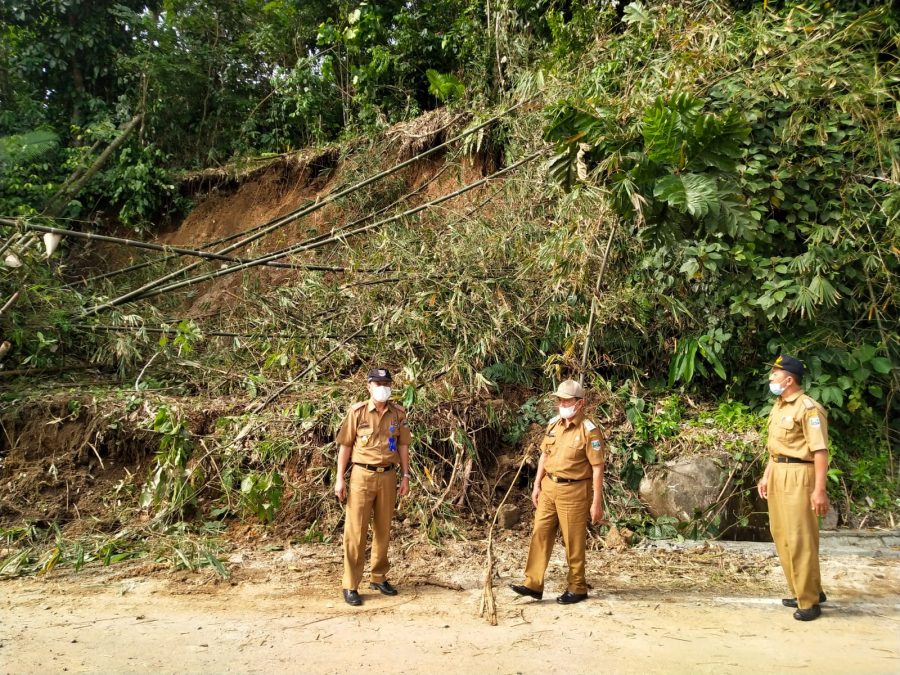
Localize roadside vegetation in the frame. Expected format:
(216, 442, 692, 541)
(1, 1, 897, 577)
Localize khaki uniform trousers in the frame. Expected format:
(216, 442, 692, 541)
(524, 477, 590, 594)
(342, 466, 397, 590)
(768, 461, 823, 609)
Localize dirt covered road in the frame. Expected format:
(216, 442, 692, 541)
(3, 534, 899, 674)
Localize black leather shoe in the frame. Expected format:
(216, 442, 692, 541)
(793, 604, 822, 621)
(343, 589, 362, 606)
(509, 584, 543, 600)
(782, 592, 827, 608)
(556, 591, 588, 605)
(370, 580, 398, 596)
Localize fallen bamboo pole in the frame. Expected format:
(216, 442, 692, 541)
(0, 290, 20, 318)
(65, 197, 318, 286)
(87, 98, 534, 313)
(70, 323, 295, 340)
(73, 159, 452, 287)
(208, 161, 456, 281)
(105, 148, 547, 310)
(1, 219, 340, 272)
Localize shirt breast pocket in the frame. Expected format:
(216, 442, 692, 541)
(356, 426, 373, 448)
(778, 417, 795, 439)
(562, 439, 584, 462)
(542, 436, 556, 456)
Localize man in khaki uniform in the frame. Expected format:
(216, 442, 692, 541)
(334, 368, 412, 606)
(511, 379, 605, 605)
(757, 355, 829, 621)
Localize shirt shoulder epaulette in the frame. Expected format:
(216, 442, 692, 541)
(390, 401, 407, 414)
(350, 401, 367, 412)
(583, 418, 597, 432)
(546, 415, 560, 430)
(802, 396, 827, 418)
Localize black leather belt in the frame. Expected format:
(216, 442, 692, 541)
(772, 456, 812, 464)
(354, 463, 396, 473)
(546, 473, 588, 484)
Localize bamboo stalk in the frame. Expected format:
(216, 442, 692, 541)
(578, 221, 617, 386)
(0, 364, 94, 378)
(69, 162, 447, 286)
(65, 199, 316, 286)
(70, 323, 295, 339)
(45, 136, 105, 205)
(87, 98, 534, 313)
(43, 115, 142, 217)
(234, 161, 455, 275)
(3, 219, 340, 272)
(479, 451, 530, 626)
(0, 290, 20, 317)
(99, 148, 547, 310)
(0, 232, 22, 258)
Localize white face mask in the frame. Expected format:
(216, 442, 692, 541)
(371, 385, 392, 402)
(559, 404, 578, 419)
(769, 382, 784, 396)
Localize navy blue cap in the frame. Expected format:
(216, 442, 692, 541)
(772, 355, 804, 379)
(366, 368, 392, 382)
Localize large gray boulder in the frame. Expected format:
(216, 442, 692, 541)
(639, 455, 730, 522)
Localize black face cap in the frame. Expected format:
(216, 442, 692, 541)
(772, 355, 804, 380)
(366, 368, 392, 382)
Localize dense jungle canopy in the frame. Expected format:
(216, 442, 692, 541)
(0, 0, 898, 572)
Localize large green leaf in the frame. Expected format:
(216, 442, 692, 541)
(425, 69, 464, 103)
(689, 108, 750, 172)
(642, 98, 681, 165)
(0, 129, 59, 165)
(544, 104, 604, 144)
(546, 144, 579, 191)
(653, 173, 719, 218)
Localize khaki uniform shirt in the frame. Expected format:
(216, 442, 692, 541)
(767, 390, 828, 461)
(336, 400, 412, 466)
(540, 411, 605, 480)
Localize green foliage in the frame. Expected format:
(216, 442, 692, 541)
(645, 515, 680, 540)
(426, 69, 465, 103)
(700, 400, 761, 434)
(0, 129, 59, 165)
(140, 405, 200, 520)
(669, 331, 730, 386)
(617, 394, 684, 489)
(107, 144, 180, 230)
(0, 0, 897, 547)
(539, 1, 898, 433)
(499, 395, 551, 446)
(240, 470, 284, 524)
(158, 320, 203, 357)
